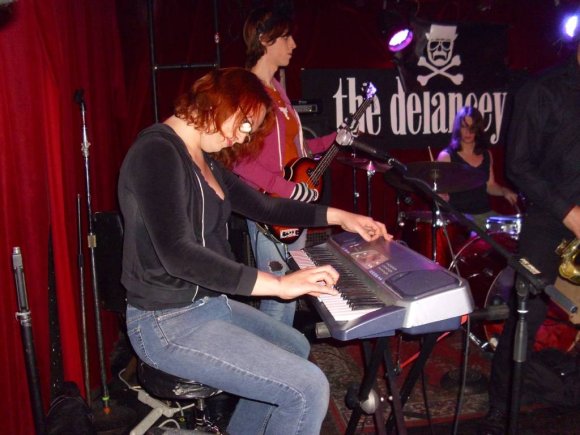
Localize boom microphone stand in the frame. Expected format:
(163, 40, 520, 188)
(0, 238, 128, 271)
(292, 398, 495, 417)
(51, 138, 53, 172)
(74, 89, 110, 414)
(336, 129, 578, 433)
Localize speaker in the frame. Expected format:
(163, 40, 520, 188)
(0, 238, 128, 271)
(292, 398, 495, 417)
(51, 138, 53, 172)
(93, 211, 126, 313)
(228, 213, 255, 267)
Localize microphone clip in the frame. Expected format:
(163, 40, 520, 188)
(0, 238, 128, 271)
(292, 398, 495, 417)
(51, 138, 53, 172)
(336, 126, 357, 147)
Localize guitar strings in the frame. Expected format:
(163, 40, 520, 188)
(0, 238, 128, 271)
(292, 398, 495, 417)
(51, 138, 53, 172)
(306, 97, 373, 188)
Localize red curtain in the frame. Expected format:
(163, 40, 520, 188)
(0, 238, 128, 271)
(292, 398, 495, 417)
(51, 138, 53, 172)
(0, 1, 573, 433)
(0, 1, 126, 433)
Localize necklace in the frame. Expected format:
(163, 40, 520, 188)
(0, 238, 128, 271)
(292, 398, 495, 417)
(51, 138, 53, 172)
(279, 106, 290, 120)
(268, 86, 290, 120)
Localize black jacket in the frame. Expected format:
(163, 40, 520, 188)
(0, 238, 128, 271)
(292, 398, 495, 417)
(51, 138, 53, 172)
(506, 55, 580, 222)
(118, 124, 328, 310)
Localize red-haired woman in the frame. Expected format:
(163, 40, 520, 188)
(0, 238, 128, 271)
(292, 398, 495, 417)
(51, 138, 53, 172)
(118, 67, 390, 434)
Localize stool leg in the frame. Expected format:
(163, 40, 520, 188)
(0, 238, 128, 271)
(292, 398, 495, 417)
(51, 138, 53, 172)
(193, 398, 221, 433)
(130, 407, 163, 435)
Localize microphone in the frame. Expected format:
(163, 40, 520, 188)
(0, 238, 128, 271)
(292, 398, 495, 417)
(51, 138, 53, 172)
(336, 128, 384, 159)
(335, 127, 408, 173)
(74, 89, 85, 109)
(74, 88, 90, 156)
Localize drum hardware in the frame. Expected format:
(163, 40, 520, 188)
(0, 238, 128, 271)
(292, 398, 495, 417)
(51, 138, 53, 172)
(383, 161, 487, 195)
(384, 161, 486, 265)
(431, 206, 445, 263)
(336, 153, 392, 173)
(397, 210, 406, 227)
(399, 209, 468, 268)
(336, 152, 392, 216)
(556, 238, 580, 285)
(486, 215, 523, 240)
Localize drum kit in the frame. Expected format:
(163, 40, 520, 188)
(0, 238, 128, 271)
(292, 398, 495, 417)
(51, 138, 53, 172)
(337, 154, 578, 353)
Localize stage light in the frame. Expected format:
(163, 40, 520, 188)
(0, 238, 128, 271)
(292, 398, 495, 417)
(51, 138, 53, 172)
(388, 28, 414, 52)
(380, 10, 414, 53)
(562, 12, 579, 40)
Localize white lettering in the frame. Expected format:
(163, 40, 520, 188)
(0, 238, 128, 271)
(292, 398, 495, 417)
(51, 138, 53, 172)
(365, 98, 381, 135)
(407, 93, 421, 135)
(431, 93, 447, 134)
(387, 87, 507, 143)
(347, 78, 363, 123)
(333, 76, 507, 145)
(390, 78, 407, 135)
(448, 93, 464, 131)
(490, 92, 507, 144)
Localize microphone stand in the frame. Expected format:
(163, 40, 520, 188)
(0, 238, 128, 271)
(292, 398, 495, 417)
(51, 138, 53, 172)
(74, 89, 110, 414)
(76, 194, 91, 407)
(12, 247, 46, 435)
(336, 130, 578, 433)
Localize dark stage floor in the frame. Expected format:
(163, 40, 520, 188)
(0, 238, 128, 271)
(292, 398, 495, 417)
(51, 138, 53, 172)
(92, 306, 580, 435)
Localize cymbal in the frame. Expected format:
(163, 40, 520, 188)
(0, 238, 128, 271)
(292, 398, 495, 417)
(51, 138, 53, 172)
(336, 154, 392, 173)
(383, 161, 487, 193)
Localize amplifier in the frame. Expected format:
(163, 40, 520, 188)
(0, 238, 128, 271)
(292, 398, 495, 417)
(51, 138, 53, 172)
(291, 99, 322, 114)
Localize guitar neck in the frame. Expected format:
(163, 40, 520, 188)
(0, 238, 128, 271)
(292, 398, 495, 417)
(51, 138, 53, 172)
(307, 91, 375, 186)
(307, 144, 341, 185)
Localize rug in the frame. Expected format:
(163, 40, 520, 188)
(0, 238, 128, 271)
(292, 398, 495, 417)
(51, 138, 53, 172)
(311, 328, 493, 434)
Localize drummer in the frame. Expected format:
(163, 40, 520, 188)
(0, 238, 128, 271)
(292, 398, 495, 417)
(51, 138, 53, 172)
(437, 106, 518, 230)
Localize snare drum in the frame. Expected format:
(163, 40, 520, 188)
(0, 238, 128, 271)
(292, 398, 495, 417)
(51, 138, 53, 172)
(451, 232, 578, 352)
(400, 210, 469, 267)
(485, 214, 522, 239)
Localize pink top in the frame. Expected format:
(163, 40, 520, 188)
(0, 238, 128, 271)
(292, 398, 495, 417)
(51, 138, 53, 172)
(233, 78, 336, 198)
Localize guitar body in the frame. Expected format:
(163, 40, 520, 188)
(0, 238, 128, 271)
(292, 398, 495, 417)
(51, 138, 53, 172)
(284, 157, 323, 192)
(255, 81, 377, 245)
(258, 157, 321, 245)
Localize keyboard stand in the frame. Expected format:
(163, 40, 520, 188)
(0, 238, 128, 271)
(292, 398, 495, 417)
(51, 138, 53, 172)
(345, 332, 440, 435)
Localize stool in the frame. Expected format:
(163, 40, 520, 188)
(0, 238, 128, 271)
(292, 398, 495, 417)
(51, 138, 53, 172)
(130, 360, 222, 435)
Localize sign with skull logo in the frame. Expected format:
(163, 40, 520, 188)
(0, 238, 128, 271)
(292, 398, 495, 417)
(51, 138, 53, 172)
(300, 21, 513, 150)
(417, 24, 464, 86)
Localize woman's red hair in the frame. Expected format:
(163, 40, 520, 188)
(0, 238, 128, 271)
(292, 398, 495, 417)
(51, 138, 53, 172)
(173, 67, 275, 168)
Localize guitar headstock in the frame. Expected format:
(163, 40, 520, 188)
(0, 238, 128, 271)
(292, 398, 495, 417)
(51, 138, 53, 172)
(363, 82, 377, 100)
(342, 82, 378, 131)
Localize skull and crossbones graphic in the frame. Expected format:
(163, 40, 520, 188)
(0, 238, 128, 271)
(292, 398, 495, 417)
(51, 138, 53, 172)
(417, 24, 464, 86)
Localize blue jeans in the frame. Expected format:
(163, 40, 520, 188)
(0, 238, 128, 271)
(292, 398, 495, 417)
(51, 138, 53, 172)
(247, 220, 307, 325)
(126, 296, 328, 435)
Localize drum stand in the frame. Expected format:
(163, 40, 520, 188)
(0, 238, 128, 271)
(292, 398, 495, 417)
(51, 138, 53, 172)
(429, 203, 444, 264)
(365, 168, 375, 217)
(337, 151, 390, 217)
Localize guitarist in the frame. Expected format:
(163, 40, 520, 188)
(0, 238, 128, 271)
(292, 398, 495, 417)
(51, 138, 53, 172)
(233, 6, 337, 326)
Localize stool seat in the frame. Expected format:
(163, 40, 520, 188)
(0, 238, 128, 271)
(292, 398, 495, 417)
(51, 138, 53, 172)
(138, 360, 221, 400)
